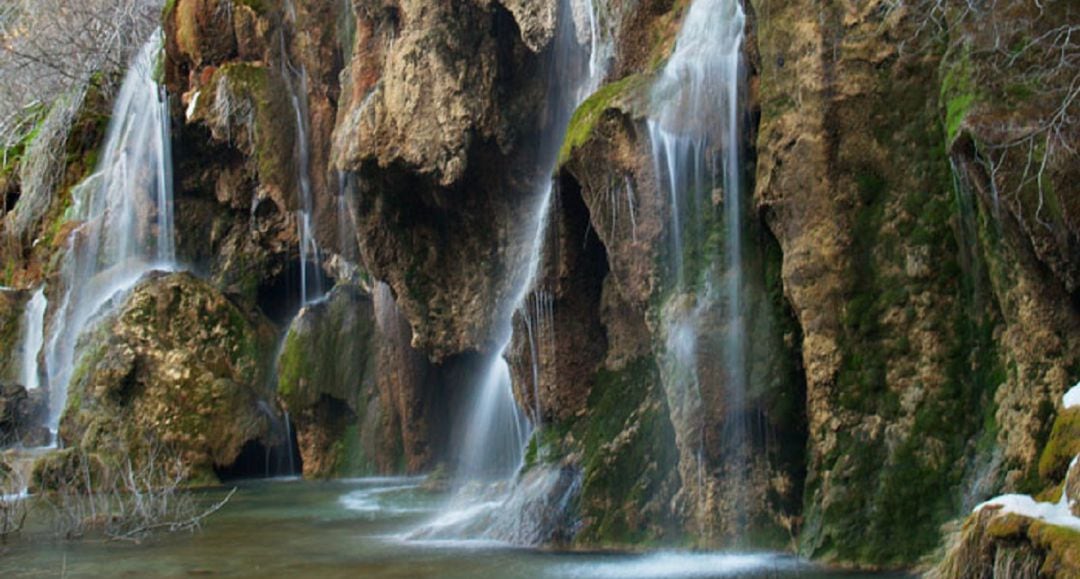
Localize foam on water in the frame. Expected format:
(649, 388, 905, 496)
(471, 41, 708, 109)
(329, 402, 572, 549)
(551, 552, 802, 578)
(339, 484, 429, 514)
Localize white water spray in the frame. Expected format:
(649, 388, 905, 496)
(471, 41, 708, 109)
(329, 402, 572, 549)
(414, 0, 605, 540)
(19, 287, 47, 392)
(281, 2, 325, 307)
(43, 30, 175, 429)
(647, 0, 748, 532)
(451, 0, 605, 484)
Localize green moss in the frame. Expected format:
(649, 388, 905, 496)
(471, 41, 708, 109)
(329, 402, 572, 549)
(0, 103, 47, 179)
(276, 329, 303, 401)
(331, 423, 374, 477)
(1038, 408, 1080, 483)
(941, 44, 975, 144)
(522, 421, 571, 472)
(573, 356, 680, 546)
(209, 63, 296, 201)
(806, 41, 1009, 566)
(1029, 521, 1080, 574)
(559, 75, 644, 166)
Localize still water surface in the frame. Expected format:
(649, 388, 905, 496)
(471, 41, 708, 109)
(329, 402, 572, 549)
(1, 478, 909, 578)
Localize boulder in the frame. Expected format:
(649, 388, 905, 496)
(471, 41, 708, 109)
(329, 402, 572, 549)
(58, 271, 279, 484)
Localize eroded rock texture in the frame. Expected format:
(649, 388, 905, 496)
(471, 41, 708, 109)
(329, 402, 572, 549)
(333, 0, 567, 360)
(751, 0, 1080, 566)
(58, 272, 278, 483)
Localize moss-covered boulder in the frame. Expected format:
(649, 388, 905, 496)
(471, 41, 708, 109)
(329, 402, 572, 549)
(277, 284, 391, 478)
(1040, 408, 1080, 484)
(936, 506, 1080, 578)
(58, 271, 278, 484)
(30, 447, 108, 493)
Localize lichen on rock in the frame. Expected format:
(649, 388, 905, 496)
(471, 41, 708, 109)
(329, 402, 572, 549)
(57, 271, 279, 484)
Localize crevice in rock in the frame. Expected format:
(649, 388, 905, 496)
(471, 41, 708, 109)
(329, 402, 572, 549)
(215, 422, 302, 482)
(509, 172, 610, 423)
(256, 257, 320, 326)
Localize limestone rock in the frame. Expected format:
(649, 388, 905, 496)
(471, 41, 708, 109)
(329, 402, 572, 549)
(58, 271, 279, 483)
(277, 284, 386, 478)
(0, 289, 29, 385)
(332, 0, 556, 359)
(499, 0, 558, 52)
(0, 383, 47, 447)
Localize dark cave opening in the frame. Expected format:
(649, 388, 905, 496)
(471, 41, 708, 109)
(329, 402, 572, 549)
(215, 414, 303, 481)
(256, 257, 325, 326)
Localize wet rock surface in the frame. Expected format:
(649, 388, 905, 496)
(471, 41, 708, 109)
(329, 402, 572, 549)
(0, 383, 48, 447)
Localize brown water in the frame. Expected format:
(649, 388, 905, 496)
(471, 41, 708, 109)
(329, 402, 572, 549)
(0, 478, 908, 578)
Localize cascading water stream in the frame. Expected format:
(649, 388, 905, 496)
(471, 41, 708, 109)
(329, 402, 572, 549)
(43, 30, 176, 431)
(281, 1, 325, 307)
(452, 0, 603, 485)
(647, 0, 748, 534)
(19, 287, 47, 393)
(414, 0, 604, 540)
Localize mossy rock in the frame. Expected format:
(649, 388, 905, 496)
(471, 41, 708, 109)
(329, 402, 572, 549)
(58, 271, 278, 484)
(277, 284, 385, 478)
(0, 290, 29, 383)
(559, 74, 649, 167)
(202, 62, 298, 208)
(1039, 407, 1080, 483)
(30, 448, 108, 493)
(1029, 521, 1080, 577)
(528, 355, 680, 547)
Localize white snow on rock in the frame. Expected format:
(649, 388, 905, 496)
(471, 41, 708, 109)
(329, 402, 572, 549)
(975, 456, 1080, 531)
(1064, 381, 1080, 409)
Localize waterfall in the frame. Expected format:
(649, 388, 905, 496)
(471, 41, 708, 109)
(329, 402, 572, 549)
(281, 2, 325, 306)
(413, 0, 604, 540)
(647, 0, 748, 533)
(451, 0, 603, 484)
(43, 30, 175, 430)
(19, 287, 47, 392)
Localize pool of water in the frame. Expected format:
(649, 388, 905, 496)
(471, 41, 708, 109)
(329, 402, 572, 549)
(0, 478, 907, 578)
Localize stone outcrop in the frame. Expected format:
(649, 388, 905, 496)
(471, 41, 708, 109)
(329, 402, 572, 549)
(332, 0, 566, 360)
(57, 271, 279, 483)
(276, 281, 447, 477)
(0, 289, 29, 385)
(935, 407, 1080, 578)
(750, 0, 1080, 567)
(278, 284, 382, 478)
(0, 383, 48, 447)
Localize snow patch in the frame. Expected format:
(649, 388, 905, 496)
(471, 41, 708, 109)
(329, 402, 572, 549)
(975, 456, 1080, 531)
(1063, 381, 1080, 409)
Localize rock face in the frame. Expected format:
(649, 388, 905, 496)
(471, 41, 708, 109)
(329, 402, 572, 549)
(936, 405, 1080, 578)
(333, 0, 565, 360)
(58, 271, 279, 483)
(277, 283, 434, 477)
(0, 289, 29, 384)
(543, 66, 806, 545)
(0, 0, 1076, 572)
(0, 383, 48, 447)
(749, 0, 1080, 567)
(278, 284, 381, 478)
